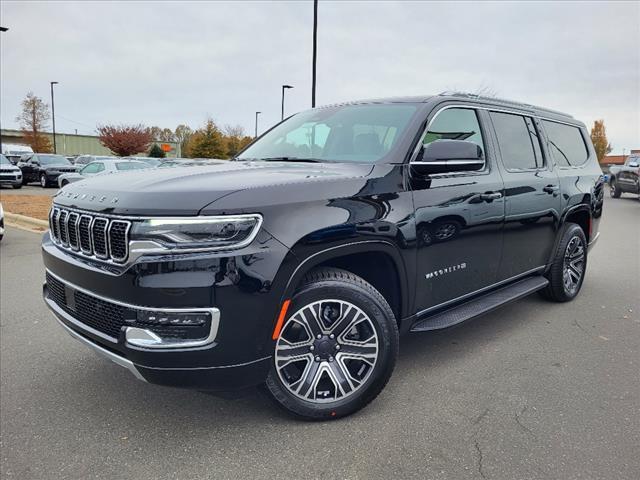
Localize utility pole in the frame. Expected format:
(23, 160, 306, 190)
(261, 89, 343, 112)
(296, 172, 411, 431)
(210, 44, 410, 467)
(255, 111, 261, 138)
(312, 0, 318, 108)
(0, 27, 8, 154)
(50, 81, 59, 153)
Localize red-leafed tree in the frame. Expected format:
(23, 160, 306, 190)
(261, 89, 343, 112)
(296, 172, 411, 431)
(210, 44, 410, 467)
(96, 124, 153, 156)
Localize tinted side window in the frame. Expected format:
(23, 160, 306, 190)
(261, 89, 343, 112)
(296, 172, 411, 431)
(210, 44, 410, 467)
(542, 121, 588, 167)
(490, 112, 537, 170)
(424, 108, 485, 151)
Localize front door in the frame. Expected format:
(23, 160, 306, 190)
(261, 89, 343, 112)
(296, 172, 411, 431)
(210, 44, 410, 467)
(486, 111, 562, 280)
(411, 106, 505, 313)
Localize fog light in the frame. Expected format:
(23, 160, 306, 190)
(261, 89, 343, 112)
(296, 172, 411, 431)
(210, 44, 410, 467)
(136, 310, 209, 327)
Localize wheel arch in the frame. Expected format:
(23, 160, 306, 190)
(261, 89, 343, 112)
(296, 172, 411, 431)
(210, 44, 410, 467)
(281, 241, 411, 328)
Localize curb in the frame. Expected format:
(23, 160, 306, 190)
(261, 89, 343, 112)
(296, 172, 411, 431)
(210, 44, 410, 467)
(4, 212, 49, 232)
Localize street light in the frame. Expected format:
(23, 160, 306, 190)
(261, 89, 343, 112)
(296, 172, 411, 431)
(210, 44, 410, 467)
(255, 111, 261, 138)
(50, 81, 59, 153)
(281, 85, 293, 120)
(312, 0, 318, 108)
(0, 27, 7, 154)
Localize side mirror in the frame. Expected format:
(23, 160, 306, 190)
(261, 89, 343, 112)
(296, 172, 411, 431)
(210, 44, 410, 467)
(412, 140, 484, 175)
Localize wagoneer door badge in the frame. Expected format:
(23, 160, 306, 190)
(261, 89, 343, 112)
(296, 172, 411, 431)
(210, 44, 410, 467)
(425, 263, 467, 280)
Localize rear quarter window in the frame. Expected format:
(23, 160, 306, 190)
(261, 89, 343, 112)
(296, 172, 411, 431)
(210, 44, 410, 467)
(542, 121, 589, 167)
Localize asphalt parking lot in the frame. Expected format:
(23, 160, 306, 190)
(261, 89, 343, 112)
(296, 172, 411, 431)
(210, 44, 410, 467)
(1, 196, 638, 480)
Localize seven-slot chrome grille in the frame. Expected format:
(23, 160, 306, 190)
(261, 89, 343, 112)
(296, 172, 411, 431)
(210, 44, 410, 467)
(49, 207, 131, 263)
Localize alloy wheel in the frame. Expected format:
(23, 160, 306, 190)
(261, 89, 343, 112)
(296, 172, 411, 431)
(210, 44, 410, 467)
(40, 175, 47, 187)
(274, 299, 379, 403)
(562, 236, 585, 295)
(434, 222, 457, 240)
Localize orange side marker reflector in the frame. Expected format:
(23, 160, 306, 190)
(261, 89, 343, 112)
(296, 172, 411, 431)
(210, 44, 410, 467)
(272, 299, 291, 340)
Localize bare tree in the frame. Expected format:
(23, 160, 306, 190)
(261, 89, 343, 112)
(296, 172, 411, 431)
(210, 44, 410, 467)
(15, 92, 53, 152)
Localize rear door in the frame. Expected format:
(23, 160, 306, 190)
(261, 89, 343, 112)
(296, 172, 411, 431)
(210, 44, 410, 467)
(486, 111, 562, 280)
(412, 106, 505, 312)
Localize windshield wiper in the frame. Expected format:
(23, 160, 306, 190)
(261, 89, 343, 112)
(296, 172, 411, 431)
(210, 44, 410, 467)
(259, 157, 323, 163)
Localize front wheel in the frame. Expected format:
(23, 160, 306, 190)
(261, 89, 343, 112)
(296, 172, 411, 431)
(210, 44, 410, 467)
(40, 174, 48, 188)
(540, 223, 587, 302)
(609, 180, 621, 198)
(265, 268, 398, 420)
(12, 184, 22, 189)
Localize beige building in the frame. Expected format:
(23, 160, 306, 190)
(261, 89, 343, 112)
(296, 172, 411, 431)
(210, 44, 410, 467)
(1, 129, 179, 157)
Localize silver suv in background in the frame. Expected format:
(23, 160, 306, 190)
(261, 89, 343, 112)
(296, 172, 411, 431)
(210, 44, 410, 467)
(58, 159, 151, 187)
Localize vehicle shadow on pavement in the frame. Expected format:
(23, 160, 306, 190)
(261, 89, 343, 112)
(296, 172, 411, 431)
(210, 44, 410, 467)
(47, 295, 549, 430)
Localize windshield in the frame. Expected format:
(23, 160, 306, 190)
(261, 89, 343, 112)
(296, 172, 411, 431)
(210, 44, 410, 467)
(39, 155, 72, 166)
(0, 154, 10, 165)
(237, 104, 417, 163)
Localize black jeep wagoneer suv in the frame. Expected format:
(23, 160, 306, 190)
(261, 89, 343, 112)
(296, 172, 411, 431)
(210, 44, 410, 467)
(43, 93, 604, 419)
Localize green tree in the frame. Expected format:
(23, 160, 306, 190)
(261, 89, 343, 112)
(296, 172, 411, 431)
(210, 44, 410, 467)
(187, 119, 226, 158)
(148, 143, 166, 158)
(15, 92, 53, 152)
(590, 119, 612, 163)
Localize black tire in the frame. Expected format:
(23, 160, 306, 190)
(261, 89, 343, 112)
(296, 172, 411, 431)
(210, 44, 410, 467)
(540, 223, 587, 302)
(12, 184, 22, 189)
(40, 174, 48, 188)
(61, 180, 68, 187)
(610, 179, 621, 198)
(265, 267, 399, 420)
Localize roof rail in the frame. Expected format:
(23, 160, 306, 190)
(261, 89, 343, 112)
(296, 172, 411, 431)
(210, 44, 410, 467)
(437, 91, 573, 118)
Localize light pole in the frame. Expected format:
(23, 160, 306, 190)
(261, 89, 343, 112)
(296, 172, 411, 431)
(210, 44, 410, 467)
(0, 27, 8, 155)
(281, 85, 293, 121)
(255, 111, 261, 138)
(312, 0, 318, 108)
(50, 81, 59, 153)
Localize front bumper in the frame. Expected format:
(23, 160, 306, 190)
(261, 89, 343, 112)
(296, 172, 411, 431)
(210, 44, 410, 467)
(44, 278, 272, 390)
(0, 175, 22, 186)
(42, 228, 295, 390)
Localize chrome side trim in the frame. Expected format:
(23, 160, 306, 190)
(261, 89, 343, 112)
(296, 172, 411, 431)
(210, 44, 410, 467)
(50, 312, 147, 382)
(409, 103, 584, 165)
(45, 269, 221, 348)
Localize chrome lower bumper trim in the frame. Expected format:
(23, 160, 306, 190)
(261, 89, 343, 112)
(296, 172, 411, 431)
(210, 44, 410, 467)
(50, 313, 147, 382)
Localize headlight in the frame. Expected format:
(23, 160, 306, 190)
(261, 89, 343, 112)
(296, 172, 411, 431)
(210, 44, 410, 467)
(130, 214, 262, 250)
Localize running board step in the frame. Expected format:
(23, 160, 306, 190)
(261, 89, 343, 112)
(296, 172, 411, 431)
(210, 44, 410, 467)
(410, 276, 549, 332)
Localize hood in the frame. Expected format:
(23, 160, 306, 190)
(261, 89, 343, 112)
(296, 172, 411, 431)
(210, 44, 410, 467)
(53, 160, 375, 216)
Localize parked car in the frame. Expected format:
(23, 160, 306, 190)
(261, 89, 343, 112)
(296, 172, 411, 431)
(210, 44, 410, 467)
(2, 144, 33, 164)
(42, 93, 604, 420)
(17, 154, 78, 187)
(157, 158, 222, 168)
(609, 154, 640, 198)
(58, 159, 151, 187)
(123, 156, 164, 167)
(73, 155, 118, 166)
(0, 154, 23, 189)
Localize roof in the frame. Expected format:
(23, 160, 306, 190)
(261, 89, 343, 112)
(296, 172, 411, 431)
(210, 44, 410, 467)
(321, 92, 574, 120)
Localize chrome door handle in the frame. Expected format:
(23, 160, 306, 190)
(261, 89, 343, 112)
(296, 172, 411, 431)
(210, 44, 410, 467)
(543, 185, 559, 194)
(479, 192, 503, 201)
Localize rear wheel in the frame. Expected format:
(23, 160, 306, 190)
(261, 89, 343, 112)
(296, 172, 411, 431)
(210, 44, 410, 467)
(541, 223, 587, 302)
(610, 179, 621, 198)
(265, 267, 398, 420)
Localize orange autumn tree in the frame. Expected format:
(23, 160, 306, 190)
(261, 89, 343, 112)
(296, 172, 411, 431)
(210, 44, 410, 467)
(16, 92, 53, 152)
(97, 124, 153, 156)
